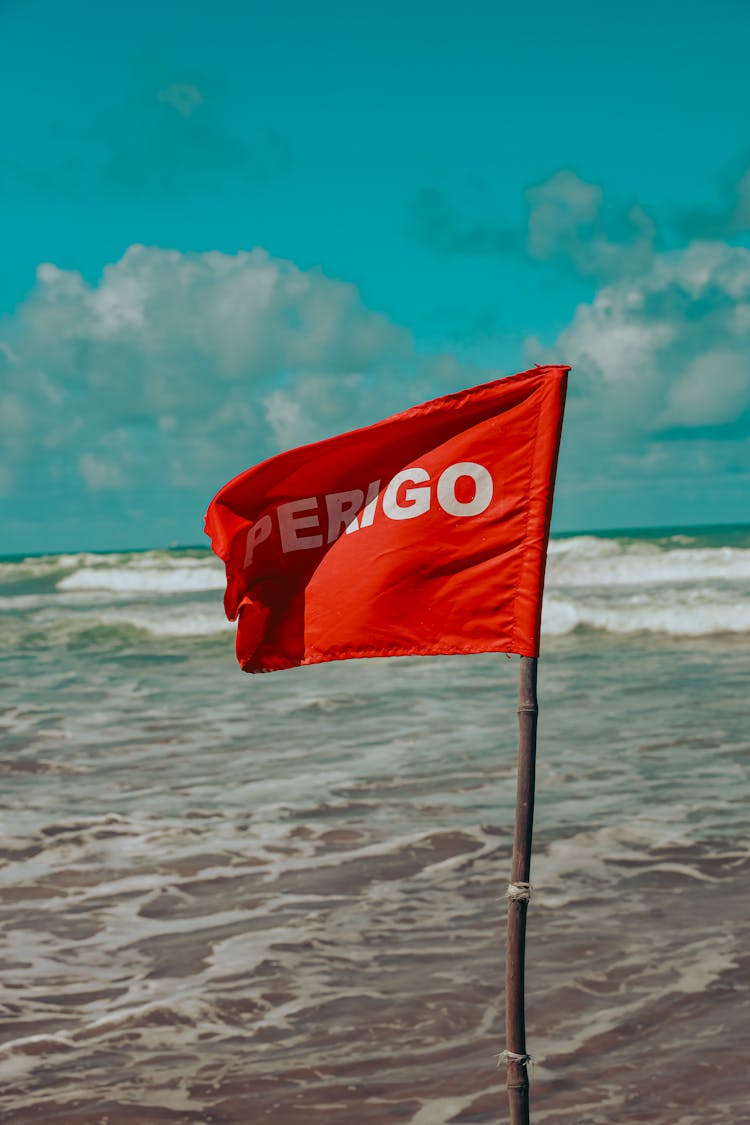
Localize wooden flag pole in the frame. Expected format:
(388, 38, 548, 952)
(504, 655, 538, 1124)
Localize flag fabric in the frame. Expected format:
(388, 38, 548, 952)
(204, 364, 569, 673)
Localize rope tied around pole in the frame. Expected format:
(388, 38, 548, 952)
(496, 1049, 534, 1068)
(507, 881, 532, 902)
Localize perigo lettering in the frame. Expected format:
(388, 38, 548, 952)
(244, 461, 493, 568)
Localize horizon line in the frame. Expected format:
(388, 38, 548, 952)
(3, 519, 750, 562)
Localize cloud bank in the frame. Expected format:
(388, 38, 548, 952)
(0, 247, 424, 517)
(552, 241, 750, 433)
(410, 165, 750, 510)
(530, 241, 750, 507)
(4, 158, 750, 550)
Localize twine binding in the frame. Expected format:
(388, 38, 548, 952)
(496, 1049, 533, 1068)
(506, 881, 532, 902)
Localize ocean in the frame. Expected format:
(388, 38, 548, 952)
(1, 527, 749, 1124)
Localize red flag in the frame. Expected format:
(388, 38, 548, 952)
(205, 364, 568, 673)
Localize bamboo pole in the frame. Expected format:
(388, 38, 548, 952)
(504, 655, 538, 1125)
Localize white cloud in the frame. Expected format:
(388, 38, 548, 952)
(679, 161, 750, 239)
(157, 83, 204, 117)
(554, 240, 750, 431)
(666, 348, 750, 427)
(262, 388, 307, 450)
(409, 170, 656, 282)
(78, 452, 127, 491)
(525, 170, 655, 281)
(528, 240, 750, 505)
(0, 245, 417, 503)
(261, 374, 367, 450)
(4, 229, 749, 549)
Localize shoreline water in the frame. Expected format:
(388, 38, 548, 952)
(1, 527, 749, 1123)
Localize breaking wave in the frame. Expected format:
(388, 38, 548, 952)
(1, 528, 749, 643)
(542, 590, 750, 637)
(57, 561, 226, 595)
(546, 535, 750, 586)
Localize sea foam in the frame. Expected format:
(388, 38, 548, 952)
(1, 534, 748, 641)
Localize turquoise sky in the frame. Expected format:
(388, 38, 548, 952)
(2, 0, 750, 552)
